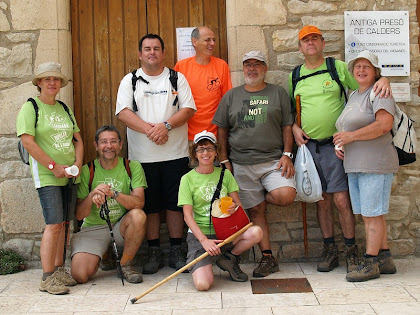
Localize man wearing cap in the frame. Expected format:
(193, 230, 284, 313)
(116, 34, 196, 274)
(175, 26, 232, 141)
(213, 51, 296, 277)
(289, 25, 391, 273)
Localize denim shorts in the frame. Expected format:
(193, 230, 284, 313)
(37, 184, 78, 224)
(348, 172, 394, 217)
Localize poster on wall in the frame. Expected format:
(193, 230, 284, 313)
(176, 27, 196, 62)
(344, 11, 410, 76)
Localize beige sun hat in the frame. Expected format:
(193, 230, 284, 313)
(347, 50, 381, 75)
(32, 62, 69, 87)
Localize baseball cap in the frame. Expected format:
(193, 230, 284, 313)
(347, 50, 381, 74)
(243, 51, 266, 63)
(193, 130, 216, 144)
(298, 25, 323, 40)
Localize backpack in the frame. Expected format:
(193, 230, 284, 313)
(131, 68, 178, 112)
(367, 90, 417, 165)
(87, 158, 132, 191)
(18, 98, 75, 165)
(291, 57, 348, 104)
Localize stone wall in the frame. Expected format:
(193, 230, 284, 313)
(227, 0, 420, 262)
(0, 0, 419, 265)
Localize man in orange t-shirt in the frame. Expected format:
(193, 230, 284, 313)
(175, 26, 232, 140)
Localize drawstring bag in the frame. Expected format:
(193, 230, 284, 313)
(294, 144, 323, 203)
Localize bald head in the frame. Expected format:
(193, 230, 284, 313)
(191, 26, 216, 60)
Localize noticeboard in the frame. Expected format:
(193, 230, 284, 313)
(344, 11, 410, 76)
(176, 27, 196, 62)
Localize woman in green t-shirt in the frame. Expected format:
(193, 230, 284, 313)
(178, 130, 262, 291)
(16, 62, 84, 295)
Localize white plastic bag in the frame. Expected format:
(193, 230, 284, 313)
(294, 144, 323, 203)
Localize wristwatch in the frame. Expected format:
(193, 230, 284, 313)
(282, 152, 293, 159)
(112, 190, 120, 199)
(164, 121, 172, 131)
(48, 162, 56, 170)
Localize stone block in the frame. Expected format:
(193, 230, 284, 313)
(6, 33, 36, 43)
(286, 222, 303, 230)
(287, 0, 337, 14)
(339, 0, 368, 11)
(0, 161, 31, 179)
(301, 15, 344, 31)
(266, 203, 300, 223)
(0, 179, 44, 233)
(0, 82, 35, 135)
(0, 44, 32, 78)
(0, 137, 20, 160)
(227, 0, 286, 27)
(264, 70, 289, 91)
(0, 2, 7, 10)
(408, 222, 420, 238)
(389, 239, 415, 256)
(268, 223, 291, 242)
(276, 52, 305, 71)
(10, 0, 58, 30)
(272, 29, 299, 52)
(387, 196, 410, 220)
(0, 81, 14, 89)
(394, 176, 420, 196)
(281, 241, 323, 260)
(0, 7, 10, 31)
(2, 238, 34, 261)
(308, 227, 323, 240)
(35, 30, 59, 67)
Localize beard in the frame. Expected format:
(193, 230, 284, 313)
(244, 72, 265, 87)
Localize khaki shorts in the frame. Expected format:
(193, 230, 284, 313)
(232, 160, 296, 209)
(71, 218, 124, 259)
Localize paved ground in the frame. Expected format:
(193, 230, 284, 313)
(0, 258, 419, 314)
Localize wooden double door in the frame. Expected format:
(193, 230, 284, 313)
(70, 0, 227, 161)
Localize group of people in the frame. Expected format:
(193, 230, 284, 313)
(16, 25, 399, 295)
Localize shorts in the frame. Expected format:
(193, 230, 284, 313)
(186, 232, 233, 273)
(306, 140, 348, 193)
(71, 218, 124, 259)
(37, 183, 78, 224)
(232, 160, 296, 209)
(348, 172, 394, 217)
(142, 157, 189, 214)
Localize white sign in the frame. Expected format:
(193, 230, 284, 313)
(390, 83, 411, 102)
(176, 27, 196, 62)
(344, 11, 410, 76)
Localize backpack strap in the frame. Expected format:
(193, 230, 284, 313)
(209, 165, 226, 235)
(122, 157, 132, 191)
(325, 57, 348, 103)
(87, 160, 96, 192)
(57, 100, 75, 127)
(27, 98, 39, 128)
(131, 70, 150, 112)
(291, 64, 302, 103)
(168, 68, 178, 107)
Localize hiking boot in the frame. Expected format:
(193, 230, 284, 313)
(121, 260, 143, 283)
(345, 245, 359, 273)
(378, 250, 397, 274)
(39, 274, 70, 295)
(216, 251, 248, 282)
(252, 254, 279, 278)
(317, 244, 339, 272)
(169, 245, 187, 272)
(100, 247, 117, 271)
(346, 256, 380, 282)
(143, 246, 164, 274)
(54, 267, 77, 286)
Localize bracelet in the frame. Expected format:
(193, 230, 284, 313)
(219, 159, 230, 164)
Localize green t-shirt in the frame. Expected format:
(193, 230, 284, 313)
(288, 59, 358, 139)
(16, 96, 81, 188)
(78, 158, 147, 227)
(178, 167, 239, 235)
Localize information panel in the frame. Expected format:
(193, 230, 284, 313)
(344, 11, 410, 76)
(176, 27, 196, 62)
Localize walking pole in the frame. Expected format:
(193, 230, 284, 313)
(296, 95, 309, 259)
(62, 178, 73, 265)
(100, 200, 125, 285)
(131, 222, 254, 304)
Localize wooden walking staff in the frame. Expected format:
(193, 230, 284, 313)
(130, 222, 254, 304)
(295, 95, 309, 259)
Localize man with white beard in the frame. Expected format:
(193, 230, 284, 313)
(212, 51, 296, 278)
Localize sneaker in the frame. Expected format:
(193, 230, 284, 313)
(54, 267, 77, 286)
(39, 275, 70, 295)
(143, 246, 164, 274)
(345, 245, 359, 273)
(378, 250, 397, 274)
(252, 254, 279, 277)
(317, 244, 339, 272)
(169, 245, 187, 272)
(121, 260, 143, 283)
(100, 247, 117, 271)
(216, 251, 248, 282)
(346, 256, 380, 282)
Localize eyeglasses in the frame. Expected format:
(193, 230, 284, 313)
(98, 140, 120, 146)
(354, 65, 372, 70)
(195, 146, 216, 153)
(244, 62, 264, 69)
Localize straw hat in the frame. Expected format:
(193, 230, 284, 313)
(32, 62, 69, 87)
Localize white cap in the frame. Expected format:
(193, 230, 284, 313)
(347, 50, 381, 74)
(193, 130, 216, 144)
(243, 51, 266, 63)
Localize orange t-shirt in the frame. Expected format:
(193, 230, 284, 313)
(175, 56, 232, 140)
